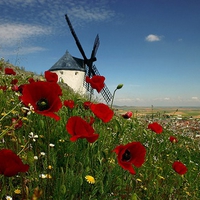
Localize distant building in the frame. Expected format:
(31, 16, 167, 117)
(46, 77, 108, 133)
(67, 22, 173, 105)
(49, 51, 86, 94)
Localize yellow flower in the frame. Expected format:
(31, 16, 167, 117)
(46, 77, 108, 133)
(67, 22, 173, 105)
(14, 189, 21, 194)
(85, 175, 95, 184)
(158, 175, 165, 180)
(48, 165, 53, 170)
(46, 174, 52, 179)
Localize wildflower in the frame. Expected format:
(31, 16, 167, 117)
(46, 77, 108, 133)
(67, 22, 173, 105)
(0, 149, 29, 177)
(19, 81, 62, 121)
(85, 175, 95, 184)
(21, 104, 34, 116)
(34, 156, 38, 160)
(148, 122, 163, 134)
(44, 71, 58, 82)
(49, 143, 55, 147)
(39, 174, 47, 178)
(29, 132, 38, 142)
(83, 101, 92, 109)
(11, 84, 19, 92)
(122, 111, 133, 119)
(11, 118, 23, 129)
(169, 136, 178, 143)
(40, 152, 45, 156)
(32, 187, 43, 200)
(90, 103, 114, 123)
(14, 189, 21, 194)
(113, 142, 146, 175)
(172, 161, 187, 175)
(11, 79, 18, 85)
(64, 100, 75, 109)
(48, 165, 53, 170)
(88, 116, 95, 125)
(0, 85, 7, 91)
(66, 116, 99, 143)
(5, 67, 16, 75)
(86, 75, 105, 93)
(39, 173, 52, 179)
(6, 196, 12, 200)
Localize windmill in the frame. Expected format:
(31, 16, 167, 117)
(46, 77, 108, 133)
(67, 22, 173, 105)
(65, 14, 113, 104)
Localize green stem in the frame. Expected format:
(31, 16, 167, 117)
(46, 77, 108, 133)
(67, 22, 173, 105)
(110, 88, 117, 109)
(0, 102, 21, 122)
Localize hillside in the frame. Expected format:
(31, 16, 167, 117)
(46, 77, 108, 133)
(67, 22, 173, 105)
(0, 58, 199, 200)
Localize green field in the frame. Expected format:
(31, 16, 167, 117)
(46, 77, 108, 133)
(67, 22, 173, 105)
(115, 106, 200, 118)
(0, 59, 199, 200)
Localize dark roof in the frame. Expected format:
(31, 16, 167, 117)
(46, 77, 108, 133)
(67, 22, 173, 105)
(49, 51, 86, 72)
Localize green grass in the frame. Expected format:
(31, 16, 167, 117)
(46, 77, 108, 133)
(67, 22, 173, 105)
(0, 58, 199, 200)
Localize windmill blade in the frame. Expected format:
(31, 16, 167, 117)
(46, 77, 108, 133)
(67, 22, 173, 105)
(65, 14, 88, 61)
(89, 64, 113, 104)
(90, 34, 100, 61)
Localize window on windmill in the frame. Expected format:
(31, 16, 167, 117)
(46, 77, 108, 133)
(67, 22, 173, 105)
(75, 72, 78, 75)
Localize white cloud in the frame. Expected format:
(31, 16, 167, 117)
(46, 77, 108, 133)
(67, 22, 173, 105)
(145, 34, 162, 42)
(0, 0, 115, 28)
(0, 46, 47, 56)
(0, 23, 51, 47)
(191, 97, 199, 100)
(164, 97, 170, 100)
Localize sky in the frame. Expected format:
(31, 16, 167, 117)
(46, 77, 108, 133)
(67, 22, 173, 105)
(1, 0, 200, 107)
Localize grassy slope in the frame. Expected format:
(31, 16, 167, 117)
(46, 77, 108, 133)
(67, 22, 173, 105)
(0, 59, 199, 200)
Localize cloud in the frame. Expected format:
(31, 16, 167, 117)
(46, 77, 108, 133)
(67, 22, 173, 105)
(0, 46, 47, 57)
(0, 0, 115, 29)
(145, 34, 162, 42)
(0, 23, 51, 47)
(164, 97, 170, 100)
(191, 97, 199, 101)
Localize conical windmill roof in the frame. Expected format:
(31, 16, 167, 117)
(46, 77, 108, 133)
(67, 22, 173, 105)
(49, 51, 85, 72)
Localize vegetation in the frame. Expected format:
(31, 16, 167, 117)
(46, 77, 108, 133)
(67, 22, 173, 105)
(0, 58, 199, 200)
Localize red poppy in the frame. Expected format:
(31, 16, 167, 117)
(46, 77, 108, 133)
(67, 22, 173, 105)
(84, 116, 95, 125)
(28, 78, 35, 83)
(11, 85, 19, 92)
(64, 100, 75, 109)
(20, 81, 62, 121)
(45, 71, 58, 82)
(169, 136, 178, 143)
(66, 116, 99, 143)
(5, 67, 16, 75)
(12, 118, 23, 129)
(0, 85, 7, 91)
(83, 101, 92, 109)
(0, 149, 29, 177)
(172, 161, 187, 175)
(11, 79, 18, 85)
(90, 103, 113, 123)
(148, 122, 163, 134)
(113, 142, 146, 175)
(122, 111, 133, 119)
(86, 75, 105, 93)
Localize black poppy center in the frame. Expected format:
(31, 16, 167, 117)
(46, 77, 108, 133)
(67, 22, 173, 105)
(122, 149, 132, 162)
(37, 98, 50, 111)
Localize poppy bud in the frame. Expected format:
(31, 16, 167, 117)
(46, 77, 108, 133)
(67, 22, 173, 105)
(116, 84, 123, 90)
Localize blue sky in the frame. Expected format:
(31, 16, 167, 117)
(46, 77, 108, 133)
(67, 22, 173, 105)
(1, 0, 200, 107)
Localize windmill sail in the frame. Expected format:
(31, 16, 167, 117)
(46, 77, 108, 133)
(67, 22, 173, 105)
(65, 14, 113, 104)
(84, 64, 113, 104)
